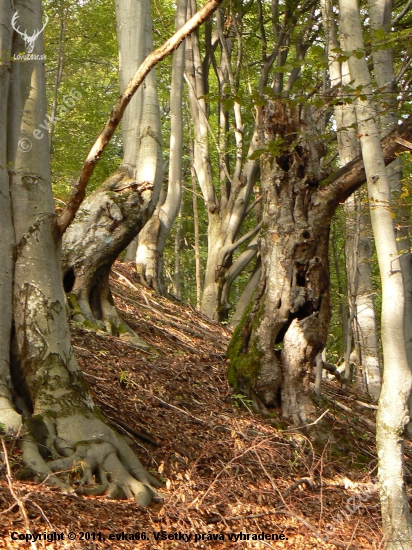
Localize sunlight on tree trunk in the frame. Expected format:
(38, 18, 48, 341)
(321, 0, 381, 399)
(134, 0, 187, 294)
(340, 0, 412, 545)
(61, 0, 163, 346)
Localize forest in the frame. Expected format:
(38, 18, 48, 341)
(0, 0, 412, 547)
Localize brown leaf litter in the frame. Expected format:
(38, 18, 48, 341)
(1, 261, 410, 549)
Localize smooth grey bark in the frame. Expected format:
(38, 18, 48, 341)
(321, 0, 381, 399)
(49, 5, 66, 150)
(190, 152, 202, 309)
(134, 0, 187, 293)
(2, 0, 161, 506)
(369, 0, 412, 420)
(172, 204, 183, 299)
(185, 0, 261, 321)
(339, 0, 412, 545)
(62, 0, 162, 344)
(339, 88, 381, 398)
(0, 0, 20, 433)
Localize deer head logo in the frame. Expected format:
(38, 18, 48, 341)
(11, 11, 49, 54)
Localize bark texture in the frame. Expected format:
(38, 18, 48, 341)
(228, 102, 331, 422)
(339, 0, 412, 545)
(0, 0, 19, 433)
(227, 98, 412, 423)
(1, 0, 161, 506)
(62, 168, 153, 347)
(185, 3, 261, 321)
(62, 0, 163, 344)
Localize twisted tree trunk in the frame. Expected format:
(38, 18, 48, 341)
(228, 99, 412, 423)
(62, 0, 162, 344)
(228, 103, 331, 422)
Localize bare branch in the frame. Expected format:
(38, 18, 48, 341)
(57, 0, 224, 234)
(223, 221, 263, 258)
(321, 115, 412, 207)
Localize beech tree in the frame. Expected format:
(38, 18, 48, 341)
(185, 0, 264, 321)
(228, 0, 410, 423)
(321, 0, 381, 399)
(61, 0, 163, 345)
(339, 0, 412, 545)
(0, 0, 223, 504)
(133, 0, 188, 293)
(0, 0, 162, 505)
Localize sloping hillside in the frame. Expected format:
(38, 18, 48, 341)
(0, 262, 403, 549)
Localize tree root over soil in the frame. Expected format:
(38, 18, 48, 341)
(16, 412, 164, 506)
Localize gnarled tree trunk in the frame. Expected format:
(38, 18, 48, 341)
(62, 168, 153, 347)
(1, 0, 161, 506)
(227, 99, 412, 423)
(228, 102, 332, 422)
(62, 0, 162, 344)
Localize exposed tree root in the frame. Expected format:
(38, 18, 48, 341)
(67, 290, 151, 352)
(18, 412, 164, 506)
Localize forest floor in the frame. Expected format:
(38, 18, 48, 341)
(1, 261, 410, 549)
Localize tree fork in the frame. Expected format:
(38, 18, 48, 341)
(228, 101, 412, 423)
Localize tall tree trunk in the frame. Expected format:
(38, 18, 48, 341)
(49, 5, 66, 150)
(368, 0, 412, 421)
(0, 0, 20, 433)
(2, 0, 161, 506)
(185, 1, 261, 321)
(173, 204, 183, 299)
(134, 0, 187, 293)
(61, 0, 162, 346)
(339, 0, 412, 545)
(321, 0, 381, 398)
(191, 153, 202, 309)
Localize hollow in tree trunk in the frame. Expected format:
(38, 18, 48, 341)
(228, 102, 332, 423)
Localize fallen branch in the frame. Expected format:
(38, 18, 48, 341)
(107, 417, 160, 447)
(138, 389, 207, 425)
(282, 477, 314, 497)
(334, 401, 376, 432)
(284, 409, 330, 431)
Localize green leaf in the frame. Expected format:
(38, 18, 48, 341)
(310, 45, 325, 57)
(248, 148, 267, 160)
